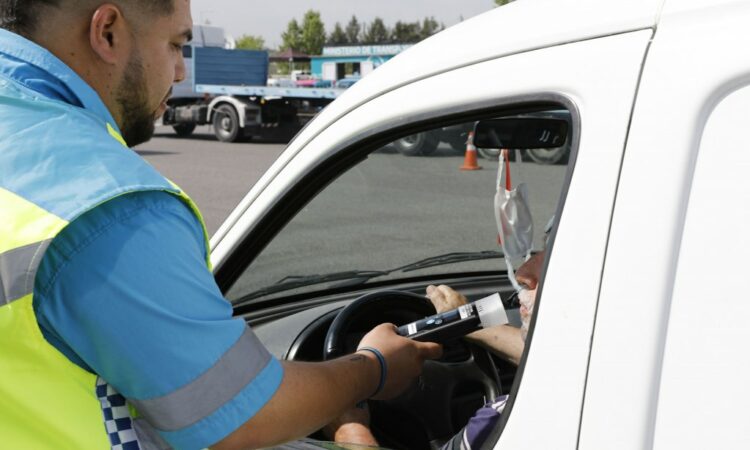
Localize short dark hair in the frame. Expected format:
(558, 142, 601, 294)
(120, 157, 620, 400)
(0, 0, 59, 36)
(0, 0, 175, 37)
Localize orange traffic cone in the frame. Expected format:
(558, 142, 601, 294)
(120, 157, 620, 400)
(460, 131, 482, 171)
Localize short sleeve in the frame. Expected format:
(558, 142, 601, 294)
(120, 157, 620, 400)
(34, 191, 283, 449)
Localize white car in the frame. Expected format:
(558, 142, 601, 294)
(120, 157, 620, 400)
(210, 0, 750, 448)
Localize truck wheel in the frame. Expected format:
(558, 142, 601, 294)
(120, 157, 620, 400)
(477, 147, 501, 160)
(445, 135, 468, 153)
(213, 104, 241, 143)
(393, 132, 438, 156)
(527, 146, 569, 165)
(476, 148, 524, 161)
(172, 123, 196, 137)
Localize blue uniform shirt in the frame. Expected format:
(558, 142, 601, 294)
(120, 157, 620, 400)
(0, 28, 283, 449)
(34, 192, 283, 448)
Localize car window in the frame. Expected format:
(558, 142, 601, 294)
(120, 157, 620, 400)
(225, 107, 573, 305)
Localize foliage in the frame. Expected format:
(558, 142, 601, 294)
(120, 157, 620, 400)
(345, 15, 361, 44)
(420, 17, 443, 40)
(235, 34, 265, 50)
(284, 14, 446, 50)
(362, 17, 389, 44)
(495, 0, 513, 5)
(280, 19, 302, 51)
(391, 21, 422, 43)
(328, 22, 348, 45)
(301, 10, 326, 55)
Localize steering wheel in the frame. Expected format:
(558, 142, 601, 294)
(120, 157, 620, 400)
(324, 290, 501, 449)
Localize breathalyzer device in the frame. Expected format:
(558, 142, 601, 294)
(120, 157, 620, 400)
(397, 293, 509, 342)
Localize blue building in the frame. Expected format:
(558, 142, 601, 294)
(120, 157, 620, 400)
(311, 44, 412, 82)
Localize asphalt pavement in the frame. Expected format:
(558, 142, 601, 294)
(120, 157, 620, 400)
(136, 128, 568, 303)
(136, 125, 286, 234)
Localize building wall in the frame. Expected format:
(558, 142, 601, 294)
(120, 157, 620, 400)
(311, 55, 395, 79)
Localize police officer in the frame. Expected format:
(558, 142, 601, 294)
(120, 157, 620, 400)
(0, 1, 441, 448)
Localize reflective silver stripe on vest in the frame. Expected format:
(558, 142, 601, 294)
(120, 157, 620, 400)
(130, 326, 273, 431)
(132, 418, 172, 450)
(0, 240, 51, 305)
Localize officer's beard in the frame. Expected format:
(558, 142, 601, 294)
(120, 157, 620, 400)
(116, 48, 155, 148)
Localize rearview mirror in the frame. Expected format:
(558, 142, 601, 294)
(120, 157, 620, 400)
(473, 118, 568, 149)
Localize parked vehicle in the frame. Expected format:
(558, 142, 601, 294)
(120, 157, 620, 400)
(209, 0, 750, 448)
(334, 76, 361, 89)
(162, 27, 344, 142)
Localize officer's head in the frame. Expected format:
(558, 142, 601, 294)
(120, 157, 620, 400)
(0, 0, 192, 147)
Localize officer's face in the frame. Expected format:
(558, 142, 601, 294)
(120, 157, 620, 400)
(116, 0, 191, 146)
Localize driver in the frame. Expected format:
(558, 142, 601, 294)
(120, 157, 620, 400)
(325, 249, 545, 449)
(327, 151, 550, 449)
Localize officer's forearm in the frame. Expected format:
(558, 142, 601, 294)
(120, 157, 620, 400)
(211, 355, 379, 450)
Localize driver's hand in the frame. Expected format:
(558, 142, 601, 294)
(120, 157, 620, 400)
(357, 323, 442, 401)
(426, 284, 469, 313)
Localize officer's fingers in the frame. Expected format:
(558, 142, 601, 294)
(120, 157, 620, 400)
(417, 341, 443, 360)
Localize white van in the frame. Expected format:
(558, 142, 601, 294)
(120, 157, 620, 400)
(211, 0, 750, 448)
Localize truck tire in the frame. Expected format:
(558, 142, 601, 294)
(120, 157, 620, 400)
(213, 104, 241, 143)
(393, 132, 439, 156)
(445, 135, 467, 153)
(527, 146, 569, 165)
(172, 123, 196, 137)
(476, 148, 523, 161)
(477, 147, 501, 160)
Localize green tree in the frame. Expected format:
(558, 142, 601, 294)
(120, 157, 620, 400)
(363, 17, 389, 44)
(328, 22, 347, 45)
(301, 10, 326, 55)
(419, 17, 442, 40)
(235, 34, 265, 50)
(345, 15, 361, 44)
(495, 0, 513, 5)
(281, 18, 302, 51)
(391, 21, 421, 43)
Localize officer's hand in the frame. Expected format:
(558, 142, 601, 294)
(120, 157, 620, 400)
(357, 323, 442, 400)
(426, 284, 469, 313)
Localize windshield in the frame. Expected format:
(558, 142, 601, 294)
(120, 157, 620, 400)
(225, 110, 571, 304)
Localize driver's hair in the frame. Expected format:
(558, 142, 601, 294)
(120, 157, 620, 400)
(0, 0, 174, 37)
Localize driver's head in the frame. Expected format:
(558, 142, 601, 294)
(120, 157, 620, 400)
(514, 215, 554, 341)
(0, 0, 192, 147)
(516, 250, 544, 342)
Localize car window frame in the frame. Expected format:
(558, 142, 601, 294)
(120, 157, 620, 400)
(217, 93, 579, 313)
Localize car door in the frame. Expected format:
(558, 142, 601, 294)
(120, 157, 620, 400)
(212, 28, 652, 450)
(580, 1, 750, 449)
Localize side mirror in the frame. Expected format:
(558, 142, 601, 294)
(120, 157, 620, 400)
(473, 118, 568, 149)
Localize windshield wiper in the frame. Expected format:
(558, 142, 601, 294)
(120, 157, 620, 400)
(238, 270, 389, 303)
(235, 251, 505, 304)
(395, 250, 504, 272)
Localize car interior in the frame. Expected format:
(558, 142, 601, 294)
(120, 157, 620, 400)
(217, 103, 575, 449)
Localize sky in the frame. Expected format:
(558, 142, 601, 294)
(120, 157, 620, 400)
(190, 0, 496, 49)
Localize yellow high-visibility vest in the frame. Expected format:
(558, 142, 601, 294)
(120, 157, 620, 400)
(0, 80, 211, 448)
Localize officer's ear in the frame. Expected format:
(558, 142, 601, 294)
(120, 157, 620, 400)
(88, 4, 130, 65)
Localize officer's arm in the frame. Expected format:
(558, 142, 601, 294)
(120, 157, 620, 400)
(212, 324, 441, 450)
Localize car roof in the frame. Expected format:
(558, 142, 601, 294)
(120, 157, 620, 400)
(287, 0, 663, 153)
